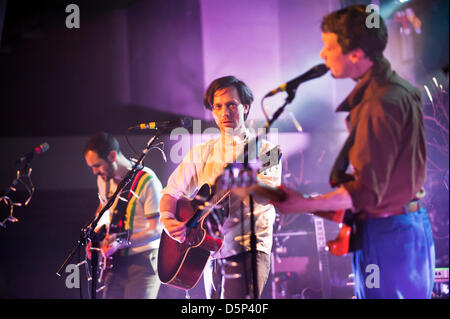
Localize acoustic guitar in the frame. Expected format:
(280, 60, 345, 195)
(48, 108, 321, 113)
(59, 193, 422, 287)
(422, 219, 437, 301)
(158, 143, 282, 290)
(157, 180, 230, 290)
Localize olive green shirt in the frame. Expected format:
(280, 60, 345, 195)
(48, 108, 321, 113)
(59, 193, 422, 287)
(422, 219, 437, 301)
(336, 57, 426, 216)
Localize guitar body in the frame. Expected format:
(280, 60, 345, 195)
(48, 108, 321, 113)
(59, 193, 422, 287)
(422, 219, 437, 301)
(311, 209, 357, 256)
(328, 209, 360, 255)
(327, 223, 352, 256)
(158, 184, 225, 290)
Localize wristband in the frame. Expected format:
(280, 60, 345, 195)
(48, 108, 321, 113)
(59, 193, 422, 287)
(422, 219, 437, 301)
(160, 211, 176, 220)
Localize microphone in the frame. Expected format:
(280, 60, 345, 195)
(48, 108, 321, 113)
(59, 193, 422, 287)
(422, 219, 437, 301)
(18, 142, 50, 163)
(265, 64, 329, 97)
(128, 117, 192, 130)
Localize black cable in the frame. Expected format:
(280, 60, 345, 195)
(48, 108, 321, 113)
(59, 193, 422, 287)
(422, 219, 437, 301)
(240, 200, 250, 298)
(125, 132, 140, 157)
(78, 244, 83, 299)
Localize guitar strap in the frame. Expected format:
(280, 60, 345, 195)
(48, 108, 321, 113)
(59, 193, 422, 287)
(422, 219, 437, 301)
(328, 121, 362, 253)
(109, 169, 151, 257)
(108, 176, 134, 237)
(329, 120, 356, 188)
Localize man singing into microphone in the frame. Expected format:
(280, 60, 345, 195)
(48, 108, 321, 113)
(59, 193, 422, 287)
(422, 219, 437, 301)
(272, 5, 435, 299)
(83, 132, 163, 299)
(159, 76, 282, 299)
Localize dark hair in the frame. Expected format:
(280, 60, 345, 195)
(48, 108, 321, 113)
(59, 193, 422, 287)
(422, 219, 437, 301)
(321, 4, 388, 62)
(83, 132, 120, 160)
(203, 76, 254, 120)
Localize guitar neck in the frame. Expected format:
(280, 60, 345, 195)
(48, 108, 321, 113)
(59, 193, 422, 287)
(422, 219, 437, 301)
(249, 184, 345, 224)
(186, 187, 230, 229)
(311, 210, 345, 224)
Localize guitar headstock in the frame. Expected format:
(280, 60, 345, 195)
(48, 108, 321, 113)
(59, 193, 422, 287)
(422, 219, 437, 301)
(214, 163, 257, 191)
(214, 164, 285, 203)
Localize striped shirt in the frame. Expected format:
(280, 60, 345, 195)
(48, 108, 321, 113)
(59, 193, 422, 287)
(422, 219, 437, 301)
(97, 166, 163, 255)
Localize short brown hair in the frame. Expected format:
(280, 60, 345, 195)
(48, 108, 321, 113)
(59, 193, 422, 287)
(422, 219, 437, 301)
(83, 132, 120, 160)
(321, 4, 388, 62)
(203, 76, 254, 120)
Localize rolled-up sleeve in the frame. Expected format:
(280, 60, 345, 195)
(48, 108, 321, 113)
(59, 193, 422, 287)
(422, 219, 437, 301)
(161, 147, 200, 200)
(142, 172, 163, 219)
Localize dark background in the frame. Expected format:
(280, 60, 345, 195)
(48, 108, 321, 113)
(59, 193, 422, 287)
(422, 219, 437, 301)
(0, 0, 448, 299)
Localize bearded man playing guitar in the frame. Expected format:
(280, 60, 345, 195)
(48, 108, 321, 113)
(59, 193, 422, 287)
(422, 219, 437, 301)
(159, 76, 282, 299)
(84, 132, 163, 299)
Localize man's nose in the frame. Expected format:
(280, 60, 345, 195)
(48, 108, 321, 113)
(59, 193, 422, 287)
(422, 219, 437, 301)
(220, 106, 232, 117)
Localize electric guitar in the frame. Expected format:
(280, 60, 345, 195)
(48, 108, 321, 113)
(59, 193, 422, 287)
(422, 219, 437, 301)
(86, 209, 130, 291)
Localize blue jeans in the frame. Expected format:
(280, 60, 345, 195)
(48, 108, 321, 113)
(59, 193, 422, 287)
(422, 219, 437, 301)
(352, 207, 435, 299)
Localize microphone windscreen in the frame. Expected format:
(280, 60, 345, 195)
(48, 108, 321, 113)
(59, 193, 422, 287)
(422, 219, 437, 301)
(36, 142, 50, 154)
(180, 117, 193, 128)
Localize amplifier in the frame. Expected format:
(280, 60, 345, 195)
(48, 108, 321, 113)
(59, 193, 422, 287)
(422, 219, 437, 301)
(435, 268, 449, 283)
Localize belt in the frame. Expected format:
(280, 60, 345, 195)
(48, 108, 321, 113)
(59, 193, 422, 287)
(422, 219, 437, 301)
(368, 200, 420, 219)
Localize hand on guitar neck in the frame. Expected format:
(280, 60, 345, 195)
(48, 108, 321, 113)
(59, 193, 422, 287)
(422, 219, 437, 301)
(86, 231, 129, 259)
(100, 233, 129, 258)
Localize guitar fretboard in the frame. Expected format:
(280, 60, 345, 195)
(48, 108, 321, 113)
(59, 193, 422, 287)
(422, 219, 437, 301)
(186, 187, 230, 229)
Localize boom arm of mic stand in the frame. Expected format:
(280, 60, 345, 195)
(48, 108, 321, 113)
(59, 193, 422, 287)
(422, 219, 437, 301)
(264, 89, 296, 131)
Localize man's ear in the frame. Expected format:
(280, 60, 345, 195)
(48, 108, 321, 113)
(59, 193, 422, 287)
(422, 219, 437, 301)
(349, 48, 366, 64)
(243, 104, 250, 115)
(107, 150, 117, 163)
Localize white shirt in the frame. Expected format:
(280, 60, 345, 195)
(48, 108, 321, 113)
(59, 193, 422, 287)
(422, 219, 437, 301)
(161, 130, 282, 259)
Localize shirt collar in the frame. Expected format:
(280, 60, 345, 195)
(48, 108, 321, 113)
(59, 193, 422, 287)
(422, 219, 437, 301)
(336, 57, 392, 112)
(220, 127, 251, 146)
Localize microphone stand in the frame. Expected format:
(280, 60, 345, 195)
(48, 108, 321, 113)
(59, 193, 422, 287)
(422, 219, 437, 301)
(222, 85, 294, 298)
(56, 131, 162, 299)
(248, 193, 258, 299)
(252, 87, 296, 298)
(233, 88, 295, 299)
(242, 141, 259, 300)
(264, 90, 296, 131)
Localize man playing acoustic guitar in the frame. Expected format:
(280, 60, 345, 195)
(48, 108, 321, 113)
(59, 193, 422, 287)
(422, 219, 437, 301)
(159, 76, 282, 299)
(272, 5, 435, 299)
